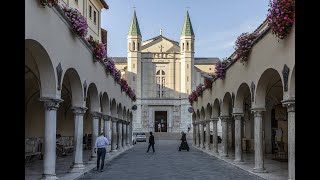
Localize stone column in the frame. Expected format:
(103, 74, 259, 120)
(103, 115, 111, 152)
(220, 116, 229, 157)
(88, 112, 100, 162)
(196, 123, 200, 147)
(205, 120, 210, 151)
(211, 118, 219, 154)
(199, 123, 205, 149)
(252, 108, 267, 173)
(192, 123, 196, 146)
(117, 119, 123, 150)
(111, 117, 117, 152)
(70, 106, 87, 172)
(122, 121, 127, 149)
(233, 113, 244, 163)
(126, 122, 130, 147)
(282, 99, 295, 180)
(129, 121, 133, 146)
(39, 98, 63, 180)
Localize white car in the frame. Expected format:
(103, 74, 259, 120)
(136, 132, 147, 142)
(132, 132, 137, 144)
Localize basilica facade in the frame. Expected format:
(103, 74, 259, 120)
(110, 11, 219, 133)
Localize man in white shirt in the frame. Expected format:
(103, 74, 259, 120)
(94, 132, 109, 172)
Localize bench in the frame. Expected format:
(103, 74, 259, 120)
(25, 138, 43, 163)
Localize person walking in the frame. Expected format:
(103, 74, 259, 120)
(146, 131, 155, 153)
(94, 132, 109, 172)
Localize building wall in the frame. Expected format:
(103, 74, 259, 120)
(194, 64, 215, 74)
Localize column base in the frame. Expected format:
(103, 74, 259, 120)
(205, 147, 210, 151)
(233, 159, 245, 164)
(40, 174, 59, 180)
(111, 149, 117, 152)
(70, 163, 85, 173)
(253, 167, 267, 173)
(220, 153, 228, 157)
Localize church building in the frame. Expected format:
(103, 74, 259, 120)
(109, 11, 219, 133)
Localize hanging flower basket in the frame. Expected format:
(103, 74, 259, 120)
(87, 37, 107, 61)
(204, 78, 213, 89)
(235, 32, 258, 63)
(40, 0, 58, 7)
(62, 6, 88, 38)
(267, 0, 295, 40)
(120, 79, 129, 92)
(196, 84, 204, 96)
(215, 61, 226, 80)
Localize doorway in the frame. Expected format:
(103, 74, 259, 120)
(155, 111, 167, 132)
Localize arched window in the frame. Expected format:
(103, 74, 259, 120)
(186, 41, 189, 51)
(156, 70, 166, 98)
(182, 43, 184, 51)
(137, 43, 140, 51)
(133, 41, 135, 51)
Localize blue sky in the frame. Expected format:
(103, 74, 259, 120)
(101, 0, 269, 59)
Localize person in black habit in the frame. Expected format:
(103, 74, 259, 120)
(178, 131, 189, 151)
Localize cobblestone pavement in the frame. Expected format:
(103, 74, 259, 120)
(78, 140, 263, 180)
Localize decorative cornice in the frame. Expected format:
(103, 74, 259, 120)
(91, 111, 101, 118)
(219, 116, 229, 122)
(210, 117, 219, 122)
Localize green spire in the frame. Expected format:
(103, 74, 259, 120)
(181, 11, 194, 36)
(128, 10, 141, 36)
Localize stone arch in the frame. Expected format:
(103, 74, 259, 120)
(206, 103, 212, 119)
(86, 83, 100, 112)
(234, 83, 251, 113)
(62, 68, 84, 107)
(101, 92, 110, 115)
(221, 92, 232, 116)
(255, 68, 284, 108)
(110, 99, 117, 117)
(200, 107, 205, 121)
(117, 103, 123, 119)
(123, 107, 127, 120)
(289, 66, 295, 98)
(25, 39, 58, 98)
(196, 109, 200, 122)
(212, 98, 220, 118)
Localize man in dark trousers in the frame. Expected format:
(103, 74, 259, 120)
(94, 132, 109, 172)
(146, 131, 155, 153)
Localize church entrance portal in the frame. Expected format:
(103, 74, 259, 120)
(155, 111, 167, 132)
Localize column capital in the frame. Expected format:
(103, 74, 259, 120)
(251, 108, 265, 117)
(232, 113, 244, 120)
(219, 116, 229, 122)
(282, 98, 295, 112)
(102, 114, 111, 121)
(39, 97, 63, 110)
(210, 117, 219, 122)
(91, 111, 101, 118)
(71, 106, 87, 115)
(111, 117, 118, 122)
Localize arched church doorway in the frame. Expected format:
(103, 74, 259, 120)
(155, 111, 167, 132)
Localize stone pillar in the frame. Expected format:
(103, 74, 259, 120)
(39, 98, 63, 180)
(282, 99, 295, 180)
(111, 117, 117, 152)
(70, 106, 87, 172)
(199, 123, 205, 149)
(192, 123, 196, 146)
(252, 108, 267, 173)
(220, 116, 229, 157)
(196, 123, 200, 147)
(233, 113, 244, 163)
(103, 115, 111, 152)
(117, 119, 123, 150)
(211, 118, 219, 154)
(126, 122, 130, 147)
(88, 112, 100, 162)
(129, 121, 133, 146)
(122, 121, 127, 149)
(205, 120, 210, 151)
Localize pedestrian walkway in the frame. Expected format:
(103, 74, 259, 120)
(194, 144, 288, 180)
(79, 140, 263, 180)
(25, 147, 132, 180)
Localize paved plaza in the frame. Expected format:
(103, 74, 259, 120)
(78, 140, 263, 180)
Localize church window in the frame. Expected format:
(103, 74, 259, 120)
(182, 43, 184, 51)
(94, 11, 97, 24)
(137, 43, 140, 51)
(156, 70, 166, 98)
(133, 41, 135, 51)
(186, 41, 189, 51)
(89, 5, 92, 19)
